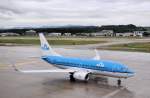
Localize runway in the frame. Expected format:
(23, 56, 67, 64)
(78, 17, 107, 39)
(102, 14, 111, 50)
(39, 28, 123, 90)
(0, 46, 150, 98)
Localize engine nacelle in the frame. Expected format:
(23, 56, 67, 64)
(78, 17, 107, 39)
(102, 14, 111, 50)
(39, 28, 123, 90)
(73, 71, 89, 81)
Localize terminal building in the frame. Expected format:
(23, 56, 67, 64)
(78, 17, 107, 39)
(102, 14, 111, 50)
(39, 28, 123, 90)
(0, 33, 20, 37)
(48, 33, 61, 36)
(91, 30, 114, 36)
(25, 30, 37, 36)
(115, 32, 133, 37)
(133, 31, 145, 37)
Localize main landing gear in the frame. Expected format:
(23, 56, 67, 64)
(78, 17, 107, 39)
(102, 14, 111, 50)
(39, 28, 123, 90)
(69, 73, 75, 82)
(117, 79, 121, 87)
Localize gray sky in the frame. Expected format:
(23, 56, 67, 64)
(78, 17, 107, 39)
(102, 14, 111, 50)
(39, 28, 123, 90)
(0, 0, 150, 28)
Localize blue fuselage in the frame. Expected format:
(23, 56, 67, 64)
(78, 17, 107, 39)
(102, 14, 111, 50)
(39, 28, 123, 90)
(42, 56, 134, 76)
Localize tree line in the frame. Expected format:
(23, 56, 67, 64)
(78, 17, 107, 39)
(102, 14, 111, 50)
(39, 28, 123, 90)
(0, 24, 147, 35)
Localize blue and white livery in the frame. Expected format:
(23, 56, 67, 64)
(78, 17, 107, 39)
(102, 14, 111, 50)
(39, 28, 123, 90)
(14, 33, 135, 86)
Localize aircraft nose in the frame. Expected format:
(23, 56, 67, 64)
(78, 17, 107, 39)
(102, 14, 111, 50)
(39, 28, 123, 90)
(127, 68, 135, 74)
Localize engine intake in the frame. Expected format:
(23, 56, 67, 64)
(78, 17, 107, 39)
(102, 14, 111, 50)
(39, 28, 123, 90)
(73, 71, 89, 81)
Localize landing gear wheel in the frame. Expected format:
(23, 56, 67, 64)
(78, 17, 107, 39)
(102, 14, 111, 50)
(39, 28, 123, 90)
(69, 73, 75, 82)
(84, 74, 89, 83)
(117, 79, 121, 87)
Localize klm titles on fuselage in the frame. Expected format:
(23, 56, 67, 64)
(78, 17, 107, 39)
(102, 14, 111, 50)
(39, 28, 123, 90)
(96, 62, 105, 67)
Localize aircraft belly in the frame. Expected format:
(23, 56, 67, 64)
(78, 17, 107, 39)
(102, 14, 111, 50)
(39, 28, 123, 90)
(92, 70, 133, 78)
(51, 64, 133, 78)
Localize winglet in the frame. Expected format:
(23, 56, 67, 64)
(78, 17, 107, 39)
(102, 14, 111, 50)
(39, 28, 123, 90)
(12, 64, 20, 72)
(93, 49, 101, 60)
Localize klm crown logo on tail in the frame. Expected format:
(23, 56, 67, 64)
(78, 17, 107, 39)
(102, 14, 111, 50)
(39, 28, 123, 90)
(41, 43, 49, 50)
(39, 33, 61, 56)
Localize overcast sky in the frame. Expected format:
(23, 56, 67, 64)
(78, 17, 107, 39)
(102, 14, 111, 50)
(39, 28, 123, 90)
(0, 0, 150, 28)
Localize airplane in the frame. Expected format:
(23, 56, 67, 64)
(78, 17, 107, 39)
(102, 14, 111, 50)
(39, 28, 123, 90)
(13, 33, 135, 86)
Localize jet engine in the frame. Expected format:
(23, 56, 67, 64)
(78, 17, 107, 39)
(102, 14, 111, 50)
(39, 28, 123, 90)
(73, 71, 89, 81)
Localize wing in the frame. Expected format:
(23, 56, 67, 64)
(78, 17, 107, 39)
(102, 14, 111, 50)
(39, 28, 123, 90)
(12, 64, 75, 73)
(20, 69, 75, 73)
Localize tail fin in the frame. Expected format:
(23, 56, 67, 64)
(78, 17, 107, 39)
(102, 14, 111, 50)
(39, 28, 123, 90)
(39, 33, 61, 56)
